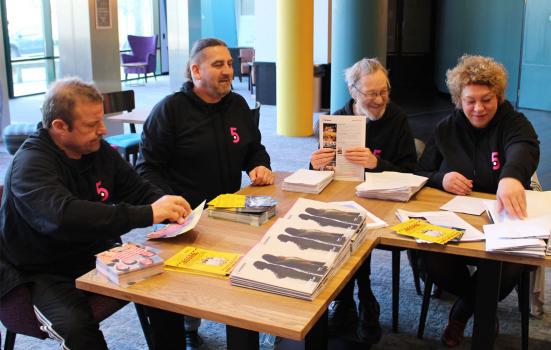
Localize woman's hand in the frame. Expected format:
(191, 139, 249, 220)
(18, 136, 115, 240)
(496, 177, 527, 219)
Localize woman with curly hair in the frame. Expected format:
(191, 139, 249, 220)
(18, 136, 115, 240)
(416, 55, 540, 347)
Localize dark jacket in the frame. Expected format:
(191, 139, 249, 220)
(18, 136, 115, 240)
(416, 100, 540, 193)
(332, 99, 417, 172)
(0, 129, 163, 297)
(136, 81, 271, 207)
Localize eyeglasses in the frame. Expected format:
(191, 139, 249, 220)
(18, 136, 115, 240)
(353, 85, 390, 100)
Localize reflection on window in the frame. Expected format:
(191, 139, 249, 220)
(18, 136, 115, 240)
(6, 0, 46, 60)
(118, 0, 154, 51)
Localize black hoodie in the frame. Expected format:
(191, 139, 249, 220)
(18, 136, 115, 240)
(136, 81, 271, 207)
(332, 99, 417, 172)
(416, 101, 540, 193)
(0, 129, 163, 296)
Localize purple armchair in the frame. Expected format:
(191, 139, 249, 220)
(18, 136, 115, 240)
(121, 35, 158, 83)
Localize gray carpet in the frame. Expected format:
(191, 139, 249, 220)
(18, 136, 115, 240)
(1, 77, 551, 349)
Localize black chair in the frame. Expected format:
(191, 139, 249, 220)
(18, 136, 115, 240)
(251, 101, 261, 127)
(103, 90, 141, 165)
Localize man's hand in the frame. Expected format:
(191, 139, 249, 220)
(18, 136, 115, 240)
(310, 148, 336, 170)
(442, 172, 473, 195)
(248, 166, 274, 186)
(151, 195, 192, 224)
(344, 146, 378, 169)
(496, 177, 527, 219)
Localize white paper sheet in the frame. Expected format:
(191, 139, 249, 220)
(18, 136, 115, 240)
(440, 196, 486, 216)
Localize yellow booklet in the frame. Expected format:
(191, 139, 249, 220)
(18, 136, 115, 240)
(390, 219, 462, 244)
(165, 246, 242, 279)
(207, 194, 246, 208)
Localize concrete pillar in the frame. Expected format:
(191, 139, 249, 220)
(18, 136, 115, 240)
(330, 0, 387, 111)
(56, 0, 122, 134)
(276, 0, 314, 136)
(167, 0, 192, 92)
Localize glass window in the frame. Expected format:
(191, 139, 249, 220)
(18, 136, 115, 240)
(118, 0, 154, 51)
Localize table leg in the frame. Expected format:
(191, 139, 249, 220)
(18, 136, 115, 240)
(472, 259, 502, 350)
(304, 309, 328, 350)
(226, 325, 259, 350)
(392, 249, 400, 332)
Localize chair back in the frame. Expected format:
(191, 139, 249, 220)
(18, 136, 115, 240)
(127, 35, 158, 71)
(251, 101, 261, 127)
(239, 48, 255, 74)
(103, 90, 135, 115)
(414, 138, 425, 161)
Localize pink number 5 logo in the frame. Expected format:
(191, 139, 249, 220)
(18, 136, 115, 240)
(230, 127, 240, 143)
(491, 151, 501, 170)
(96, 181, 109, 202)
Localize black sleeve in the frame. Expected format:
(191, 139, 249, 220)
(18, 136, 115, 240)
(243, 106, 271, 173)
(499, 113, 540, 186)
(415, 135, 446, 190)
(373, 117, 417, 173)
(135, 100, 176, 194)
(9, 151, 154, 242)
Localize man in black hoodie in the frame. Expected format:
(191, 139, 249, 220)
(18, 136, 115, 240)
(136, 38, 273, 348)
(0, 78, 192, 349)
(311, 58, 417, 345)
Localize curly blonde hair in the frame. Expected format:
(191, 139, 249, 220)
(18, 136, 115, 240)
(446, 55, 508, 108)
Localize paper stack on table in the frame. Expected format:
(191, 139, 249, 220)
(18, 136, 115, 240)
(230, 198, 367, 300)
(483, 190, 551, 257)
(206, 194, 277, 226)
(282, 169, 334, 194)
(355, 172, 428, 202)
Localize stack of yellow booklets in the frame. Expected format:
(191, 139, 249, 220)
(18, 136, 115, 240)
(390, 219, 462, 244)
(165, 246, 242, 279)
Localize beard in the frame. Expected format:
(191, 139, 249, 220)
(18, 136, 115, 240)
(355, 102, 387, 121)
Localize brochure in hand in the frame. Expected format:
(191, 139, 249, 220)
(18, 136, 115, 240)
(147, 200, 205, 239)
(95, 242, 164, 287)
(165, 246, 241, 279)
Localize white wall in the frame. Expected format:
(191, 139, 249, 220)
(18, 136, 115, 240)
(254, 0, 277, 62)
(314, 0, 330, 64)
(167, 0, 190, 92)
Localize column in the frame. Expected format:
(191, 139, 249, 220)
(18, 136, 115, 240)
(276, 0, 314, 136)
(167, 0, 191, 92)
(56, 0, 123, 135)
(330, 0, 387, 111)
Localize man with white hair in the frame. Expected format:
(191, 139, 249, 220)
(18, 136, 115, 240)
(310, 58, 417, 344)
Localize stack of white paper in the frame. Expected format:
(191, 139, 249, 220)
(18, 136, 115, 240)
(482, 191, 551, 257)
(355, 172, 428, 202)
(230, 198, 367, 300)
(282, 169, 334, 194)
(396, 209, 485, 242)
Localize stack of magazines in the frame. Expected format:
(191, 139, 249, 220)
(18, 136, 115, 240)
(230, 198, 368, 300)
(282, 169, 334, 194)
(356, 172, 428, 202)
(207, 194, 277, 226)
(96, 242, 164, 287)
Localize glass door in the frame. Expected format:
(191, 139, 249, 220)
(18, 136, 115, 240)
(2, 0, 58, 97)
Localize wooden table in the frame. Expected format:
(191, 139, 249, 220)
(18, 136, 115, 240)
(76, 173, 380, 349)
(107, 109, 149, 133)
(76, 173, 551, 349)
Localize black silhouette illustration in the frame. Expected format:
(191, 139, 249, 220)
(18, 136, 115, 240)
(304, 207, 363, 224)
(262, 254, 328, 275)
(278, 234, 341, 252)
(298, 213, 359, 229)
(284, 227, 345, 245)
(253, 261, 322, 282)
